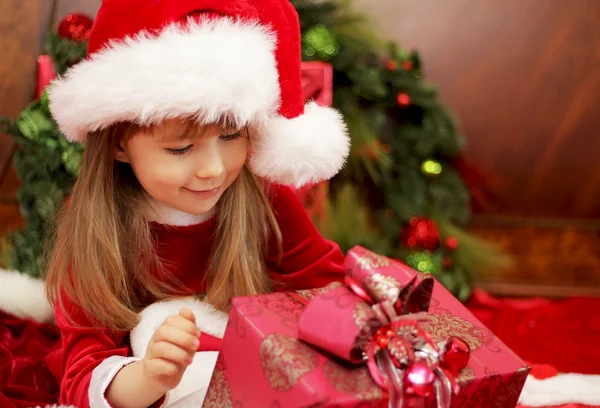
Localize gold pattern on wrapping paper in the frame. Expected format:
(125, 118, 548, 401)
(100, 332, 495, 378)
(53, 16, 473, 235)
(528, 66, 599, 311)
(323, 359, 383, 401)
(362, 272, 401, 302)
(352, 301, 374, 329)
(456, 366, 476, 388)
(357, 251, 391, 269)
(203, 368, 233, 408)
(426, 313, 484, 350)
(255, 293, 305, 322)
(260, 333, 319, 391)
(296, 283, 341, 301)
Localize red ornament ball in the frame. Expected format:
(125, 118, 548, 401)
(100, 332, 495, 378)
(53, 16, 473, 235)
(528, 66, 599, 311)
(385, 59, 398, 71)
(402, 60, 414, 71)
(59, 13, 94, 42)
(444, 236, 460, 251)
(404, 362, 435, 397)
(443, 257, 453, 269)
(401, 217, 440, 251)
(442, 337, 470, 375)
(396, 92, 411, 107)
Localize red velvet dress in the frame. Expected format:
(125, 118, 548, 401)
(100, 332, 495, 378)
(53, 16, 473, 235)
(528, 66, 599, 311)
(45, 184, 345, 407)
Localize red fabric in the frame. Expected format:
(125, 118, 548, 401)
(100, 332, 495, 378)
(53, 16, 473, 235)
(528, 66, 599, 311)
(44, 183, 345, 407)
(89, 0, 306, 119)
(466, 289, 600, 375)
(0, 311, 60, 408)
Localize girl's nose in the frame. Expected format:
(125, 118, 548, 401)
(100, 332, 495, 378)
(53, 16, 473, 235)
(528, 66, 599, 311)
(195, 143, 225, 179)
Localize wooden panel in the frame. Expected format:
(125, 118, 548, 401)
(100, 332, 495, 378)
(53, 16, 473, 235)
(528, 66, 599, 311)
(350, 0, 600, 295)
(0, 137, 17, 203)
(0, 0, 53, 203)
(470, 216, 600, 297)
(357, 0, 600, 220)
(0, 202, 22, 239)
(0, 0, 53, 117)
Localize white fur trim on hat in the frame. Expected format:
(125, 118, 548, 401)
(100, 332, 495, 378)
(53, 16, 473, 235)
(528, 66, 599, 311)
(518, 373, 600, 406)
(48, 18, 280, 142)
(250, 101, 350, 187)
(0, 269, 53, 323)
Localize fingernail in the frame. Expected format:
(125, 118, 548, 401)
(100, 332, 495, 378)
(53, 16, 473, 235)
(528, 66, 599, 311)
(193, 339, 200, 349)
(188, 356, 194, 365)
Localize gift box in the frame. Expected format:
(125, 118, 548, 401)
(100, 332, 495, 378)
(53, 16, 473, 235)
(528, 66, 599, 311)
(202, 247, 529, 407)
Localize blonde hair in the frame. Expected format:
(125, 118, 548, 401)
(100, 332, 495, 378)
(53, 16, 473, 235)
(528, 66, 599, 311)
(45, 122, 282, 331)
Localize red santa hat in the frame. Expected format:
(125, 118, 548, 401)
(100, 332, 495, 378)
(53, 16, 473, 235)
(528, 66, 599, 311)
(48, 0, 350, 187)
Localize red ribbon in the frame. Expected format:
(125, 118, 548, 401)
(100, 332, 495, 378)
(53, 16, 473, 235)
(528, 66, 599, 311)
(297, 247, 469, 408)
(343, 274, 458, 408)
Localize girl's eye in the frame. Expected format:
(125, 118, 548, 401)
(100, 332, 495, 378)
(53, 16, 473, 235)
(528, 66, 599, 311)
(165, 145, 193, 155)
(220, 131, 242, 141)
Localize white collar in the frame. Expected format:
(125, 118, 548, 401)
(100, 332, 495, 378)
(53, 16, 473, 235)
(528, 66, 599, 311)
(145, 197, 216, 226)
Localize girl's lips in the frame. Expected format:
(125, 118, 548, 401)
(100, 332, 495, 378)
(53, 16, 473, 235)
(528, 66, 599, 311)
(185, 186, 220, 198)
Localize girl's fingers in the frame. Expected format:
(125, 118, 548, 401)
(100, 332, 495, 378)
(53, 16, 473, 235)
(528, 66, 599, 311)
(150, 340, 194, 366)
(179, 308, 197, 325)
(165, 313, 199, 337)
(153, 325, 199, 354)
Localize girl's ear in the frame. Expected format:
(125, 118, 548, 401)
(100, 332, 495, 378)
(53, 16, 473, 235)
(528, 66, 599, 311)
(113, 140, 130, 163)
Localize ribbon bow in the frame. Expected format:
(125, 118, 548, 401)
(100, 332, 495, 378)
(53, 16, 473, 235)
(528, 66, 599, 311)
(297, 246, 470, 408)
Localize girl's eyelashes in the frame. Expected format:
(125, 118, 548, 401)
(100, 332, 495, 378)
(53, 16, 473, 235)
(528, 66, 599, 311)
(164, 131, 241, 154)
(165, 145, 193, 155)
(219, 131, 242, 141)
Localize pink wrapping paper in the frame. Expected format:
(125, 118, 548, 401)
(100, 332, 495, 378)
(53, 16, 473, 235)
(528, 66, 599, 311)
(297, 284, 371, 363)
(203, 247, 530, 408)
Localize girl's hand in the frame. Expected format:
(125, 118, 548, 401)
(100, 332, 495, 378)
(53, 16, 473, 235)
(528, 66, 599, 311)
(142, 308, 200, 392)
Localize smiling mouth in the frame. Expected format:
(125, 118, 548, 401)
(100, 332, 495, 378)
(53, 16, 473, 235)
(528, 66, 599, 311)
(185, 186, 221, 195)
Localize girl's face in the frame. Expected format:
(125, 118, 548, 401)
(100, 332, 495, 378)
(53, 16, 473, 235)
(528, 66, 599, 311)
(115, 119, 249, 215)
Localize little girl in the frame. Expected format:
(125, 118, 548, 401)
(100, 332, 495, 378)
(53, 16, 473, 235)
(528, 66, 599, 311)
(43, 0, 350, 407)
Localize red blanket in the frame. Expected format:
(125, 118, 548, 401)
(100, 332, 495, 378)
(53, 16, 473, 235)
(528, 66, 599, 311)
(466, 290, 600, 375)
(0, 311, 60, 407)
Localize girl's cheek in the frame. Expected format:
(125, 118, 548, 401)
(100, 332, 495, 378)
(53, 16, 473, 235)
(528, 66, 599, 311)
(149, 161, 187, 186)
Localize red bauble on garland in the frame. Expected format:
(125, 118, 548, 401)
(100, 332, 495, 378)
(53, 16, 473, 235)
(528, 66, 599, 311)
(402, 60, 414, 71)
(444, 236, 459, 251)
(396, 92, 411, 107)
(443, 257, 453, 269)
(401, 217, 440, 251)
(385, 59, 398, 71)
(58, 13, 94, 42)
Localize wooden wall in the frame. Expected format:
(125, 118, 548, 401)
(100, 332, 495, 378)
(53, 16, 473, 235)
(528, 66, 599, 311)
(0, 0, 54, 238)
(353, 0, 600, 295)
